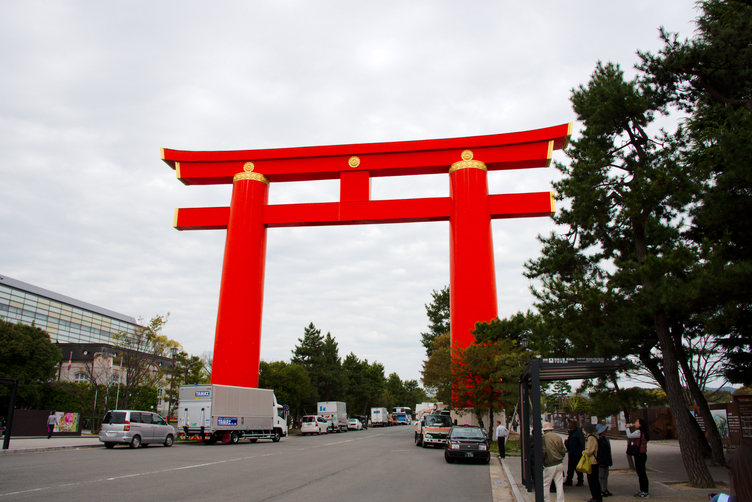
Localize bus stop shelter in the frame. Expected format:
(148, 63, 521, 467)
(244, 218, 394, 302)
(519, 358, 630, 502)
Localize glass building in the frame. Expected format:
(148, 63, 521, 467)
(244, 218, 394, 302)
(0, 274, 138, 344)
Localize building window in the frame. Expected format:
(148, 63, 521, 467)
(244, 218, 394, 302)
(74, 373, 88, 383)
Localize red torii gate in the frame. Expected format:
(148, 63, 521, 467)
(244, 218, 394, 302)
(162, 123, 572, 388)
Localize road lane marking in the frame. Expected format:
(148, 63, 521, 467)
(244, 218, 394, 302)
(0, 432, 387, 498)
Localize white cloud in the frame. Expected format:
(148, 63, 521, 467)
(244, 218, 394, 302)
(0, 0, 698, 383)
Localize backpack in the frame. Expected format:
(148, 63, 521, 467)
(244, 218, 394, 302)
(596, 435, 612, 467)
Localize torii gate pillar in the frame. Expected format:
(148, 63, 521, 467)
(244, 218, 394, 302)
(449, 154, 498, 349)
(213, 170, 269, 387)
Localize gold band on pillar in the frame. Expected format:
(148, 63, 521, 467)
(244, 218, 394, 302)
(233, 171, 270, 185)
(449, 149, 487, 174)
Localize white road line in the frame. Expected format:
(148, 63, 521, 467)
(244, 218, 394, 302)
(0, 433, 387, 498)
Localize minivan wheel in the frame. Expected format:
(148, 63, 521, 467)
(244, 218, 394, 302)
(104, 442, 115, 449)
(164, 434, 174, 447)
(129, 435, 141, 449)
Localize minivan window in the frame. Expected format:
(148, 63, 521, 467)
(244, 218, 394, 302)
(141, 413, 153, 424)
(102, 412, 126, 424)
(130, 412, 142, 423)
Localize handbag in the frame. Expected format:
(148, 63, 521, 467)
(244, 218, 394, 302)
(626, 433, 641, 455)
(576, 451, 592, 474)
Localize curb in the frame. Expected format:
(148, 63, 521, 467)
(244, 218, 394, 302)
(0, 443, 103, 455)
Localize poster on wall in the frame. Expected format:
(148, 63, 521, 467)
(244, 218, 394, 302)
(711, 409, 729, 438)
(53, 412, 80, 433)
(618, 412, 626, 431)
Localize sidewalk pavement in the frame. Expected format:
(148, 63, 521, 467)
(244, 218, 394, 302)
(0, 434, 103, 454)
(495, 434, 732, 502)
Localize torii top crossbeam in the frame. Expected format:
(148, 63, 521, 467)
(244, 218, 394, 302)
(163, 123, 572, 389)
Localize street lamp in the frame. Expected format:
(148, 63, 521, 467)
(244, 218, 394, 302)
(168, 347, 178, 421)
(521, 336, 529, 349)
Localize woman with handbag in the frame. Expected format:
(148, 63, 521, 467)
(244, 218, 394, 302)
(583, 423, 602, 502)
(626, 419, 649, 498)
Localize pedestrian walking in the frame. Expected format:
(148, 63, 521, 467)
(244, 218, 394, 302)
(495, 420, 509, 458)
(596, 424, 613, 497)
(583, 423, 602, 502)
(512, 418, 518, 433)
(541, 422, 567, 502)
(46, 411, 57, 439)
(564, 420, 585, 486)
(626, 418, 649, 498)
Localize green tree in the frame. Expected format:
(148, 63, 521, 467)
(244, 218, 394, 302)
(259, 360, 313, 423)
(291, 322, 325, 402)
(640, 0, 752, 387)
(167, 349, 209, 418)
(291, 323, 344, 402)
(525, 59, 718, 484)
(382, 373, 426, 412)
(0, 319, 62, 409)
(421, 286, 450, 357)
(421, 333, 452, 404)
(112, 314, 171, 410)
(343, 354, 386, 416)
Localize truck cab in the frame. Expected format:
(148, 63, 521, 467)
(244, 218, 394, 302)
(414, 413, 453, 448)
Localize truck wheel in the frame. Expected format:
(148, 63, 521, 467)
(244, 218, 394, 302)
(414, 433, 422, 447)
(205, 436, 217, 445)
(272, 430, 281, 442)
(129, 435, 141, 449)
(422, 439, 429, 448)
(230, 431, 240, 444)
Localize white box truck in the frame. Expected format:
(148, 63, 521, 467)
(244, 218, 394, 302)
(370, 407, 389, 427)
(178, 384, 288, 444)
(318, 401, 348, 432)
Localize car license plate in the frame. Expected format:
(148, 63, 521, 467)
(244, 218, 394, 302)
(465, 452, 474, 457)
(106, 432, 116, 437)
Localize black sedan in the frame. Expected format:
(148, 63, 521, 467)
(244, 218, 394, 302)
(444, 425, 491, 464)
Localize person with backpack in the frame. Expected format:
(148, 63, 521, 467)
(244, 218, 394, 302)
(596, 424, 613, 497)
(583, 423, 602, 502)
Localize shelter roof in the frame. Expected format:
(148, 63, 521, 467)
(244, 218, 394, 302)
(519, 357, 631, 383)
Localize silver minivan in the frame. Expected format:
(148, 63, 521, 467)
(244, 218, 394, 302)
(99, 410, 175, 449)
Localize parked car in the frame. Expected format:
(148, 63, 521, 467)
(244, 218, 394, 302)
(99, 410, 175, 449)
(444, 425, 490, 464)
(351, 415, 368, 430)
(347, 418, 363, 431)
(301, 415, 329, 435)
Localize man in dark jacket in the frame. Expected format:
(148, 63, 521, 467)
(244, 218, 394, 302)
(563, 419, 585, 486)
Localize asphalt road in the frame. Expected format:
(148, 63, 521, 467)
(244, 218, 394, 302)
(0, 426, 493, 501)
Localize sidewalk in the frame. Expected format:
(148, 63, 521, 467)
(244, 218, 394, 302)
(0, 434, 102, 454)
(496, 435, 732, 502)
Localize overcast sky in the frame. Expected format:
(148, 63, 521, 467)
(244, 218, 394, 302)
(1, 1, 700, 385)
